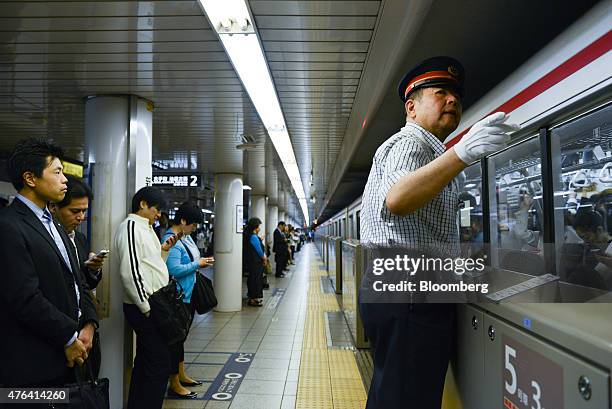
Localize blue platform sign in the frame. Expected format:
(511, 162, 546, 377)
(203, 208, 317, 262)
(203, 352, 254, 401)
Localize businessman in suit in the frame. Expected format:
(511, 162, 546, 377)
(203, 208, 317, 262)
(50, 174, 105, 377)
(273, 221, 289, 277)
(50, 175, 106, 290)
(0, 138, 98, 389)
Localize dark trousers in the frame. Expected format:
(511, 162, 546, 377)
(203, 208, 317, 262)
(275, 253, 287, 276)
(170, 302, 196, 373)
(359, 302, 455, 409)
(247, 265, 264, 299)
(123, 303, 171, 409)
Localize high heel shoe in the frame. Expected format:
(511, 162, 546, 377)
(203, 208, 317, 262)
(180, 380, 203, 387)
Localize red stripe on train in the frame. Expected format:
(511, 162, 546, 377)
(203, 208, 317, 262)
(445, 30, 612, 149)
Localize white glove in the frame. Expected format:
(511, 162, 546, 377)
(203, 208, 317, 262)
(453, 112, 520, 164)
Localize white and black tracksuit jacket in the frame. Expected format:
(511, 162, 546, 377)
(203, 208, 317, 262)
(114, 213, 169, 314)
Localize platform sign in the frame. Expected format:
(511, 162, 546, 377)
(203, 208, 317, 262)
(502, 335, 563, 409)
(152, 174, 199, 187)
(203, 352, 254, 401)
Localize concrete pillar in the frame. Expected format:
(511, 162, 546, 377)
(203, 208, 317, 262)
(85, 95, 153, 408)
(214, 173, 243, 312)
(251, 194, 267, 243)
(265, 176, 278, 247)
(267, 205, 278, 246)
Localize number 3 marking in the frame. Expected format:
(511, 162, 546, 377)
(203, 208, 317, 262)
(531, 380, 541, 409)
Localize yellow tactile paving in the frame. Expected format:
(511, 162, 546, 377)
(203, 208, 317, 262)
(297, 253, 367, 409)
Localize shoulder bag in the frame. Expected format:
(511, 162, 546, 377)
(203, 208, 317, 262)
(149, 277, 191, 345)
(181, 240, 218, 314)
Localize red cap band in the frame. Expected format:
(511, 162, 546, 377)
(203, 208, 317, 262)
(404, 70, 459, 99)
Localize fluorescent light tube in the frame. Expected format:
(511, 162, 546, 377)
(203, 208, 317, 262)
(199, 0, 309, 224)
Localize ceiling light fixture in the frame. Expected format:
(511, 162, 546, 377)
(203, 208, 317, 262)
(243, 185, 252, 190)
(198, 0, 309, 224)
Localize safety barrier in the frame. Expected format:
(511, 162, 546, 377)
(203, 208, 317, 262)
(327, 237, 343, 294)
(341, 239, 369, 349)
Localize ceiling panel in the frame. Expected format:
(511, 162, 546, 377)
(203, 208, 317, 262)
(250, 1, 380, 16)
(0, 0, 267, 201)
(0, 0, 385, 223)
(0, 30, 218, 43)
(1, 1, 202, 17)
(251, 0, 382, 218)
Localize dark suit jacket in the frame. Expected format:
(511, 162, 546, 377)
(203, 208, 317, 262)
(73, 230, 102, 290)
(273, 229, 288, 255)
(0, 198, 98, 386)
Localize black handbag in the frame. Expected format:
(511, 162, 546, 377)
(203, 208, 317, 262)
(181, 240, 218, 314)
(192, 272, 218, 314)
(148, 277, 191, 345)
(50, 362, 109, 408)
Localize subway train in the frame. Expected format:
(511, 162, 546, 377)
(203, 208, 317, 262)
(316, 6, 611, 409)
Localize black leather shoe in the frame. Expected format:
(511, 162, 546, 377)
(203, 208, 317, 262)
(180, 380, 203, 387)
(168, 390, 198, 399)
(275, 273, 285, 278)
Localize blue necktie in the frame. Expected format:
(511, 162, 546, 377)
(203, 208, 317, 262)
(42, 210, 73, 272)
(42, 210, 81, 318)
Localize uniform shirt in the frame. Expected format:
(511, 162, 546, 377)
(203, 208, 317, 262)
(360, 122, 460, 257)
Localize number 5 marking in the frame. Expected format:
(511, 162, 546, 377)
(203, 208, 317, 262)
(531, 380, 541, 409)
(505, 345, 517, 395)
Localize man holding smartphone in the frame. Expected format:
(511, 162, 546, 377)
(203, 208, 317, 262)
(50, 175, 107, 290)
(50, 175, 107, 377)
(114, 186, 180, 409)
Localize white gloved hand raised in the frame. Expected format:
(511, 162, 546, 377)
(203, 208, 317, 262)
(453, 112, 520, 164)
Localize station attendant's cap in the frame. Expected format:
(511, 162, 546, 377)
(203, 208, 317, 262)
(398, 56, 465, 102)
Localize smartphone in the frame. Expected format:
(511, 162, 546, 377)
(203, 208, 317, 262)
(96, 249, 110, 258)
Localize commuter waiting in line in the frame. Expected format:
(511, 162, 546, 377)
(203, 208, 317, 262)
(50, 175, 106, 291)
(0, 138, 98, 392)
(163, 202, 214, 399)
(114, 186, 180, 409)
(49, 174, 106, 377)
(244, 217, 268, 307)
(359, 57, 518, 409)
(273, 221, 289, 277)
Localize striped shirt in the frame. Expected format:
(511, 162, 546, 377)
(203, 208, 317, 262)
(360, 122, 460, 257)
(114, 213, 169, 314)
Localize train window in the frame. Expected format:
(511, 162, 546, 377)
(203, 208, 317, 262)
(551, 103, 612, 291)
(349, 215, 354, 239)
(487, 136, 545, 275)
(356, 211, 361, 240)
(457, 162, 484, 259)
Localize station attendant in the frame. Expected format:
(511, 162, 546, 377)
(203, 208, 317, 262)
(359, 56, 519, 408)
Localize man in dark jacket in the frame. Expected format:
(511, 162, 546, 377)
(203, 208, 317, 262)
(0, 138, 98, 390)
(51, 175, 106, 290)
(50, 174, 105, 376)
(273, 221, 289, 277)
